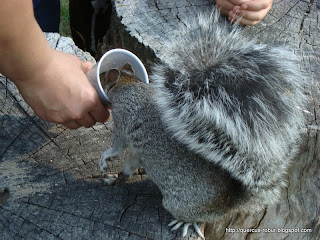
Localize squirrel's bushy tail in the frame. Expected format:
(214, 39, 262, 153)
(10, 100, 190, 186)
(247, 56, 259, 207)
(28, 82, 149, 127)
(151, 9, 308, 203)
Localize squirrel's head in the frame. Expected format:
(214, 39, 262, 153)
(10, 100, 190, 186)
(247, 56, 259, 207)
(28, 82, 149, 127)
(102, 62, 140, 95)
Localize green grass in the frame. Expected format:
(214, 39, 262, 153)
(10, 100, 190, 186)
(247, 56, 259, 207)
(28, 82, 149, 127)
(59, 0, 71, 36)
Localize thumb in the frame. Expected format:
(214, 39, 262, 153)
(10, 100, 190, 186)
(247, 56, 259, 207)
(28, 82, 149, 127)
(81, 61, 93, 73)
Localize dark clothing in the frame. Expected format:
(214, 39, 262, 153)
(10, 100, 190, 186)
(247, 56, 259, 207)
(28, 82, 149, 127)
(33, 0, 60, 33)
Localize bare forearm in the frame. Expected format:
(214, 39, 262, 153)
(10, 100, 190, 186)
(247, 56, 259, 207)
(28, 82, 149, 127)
(0, 0, 109, 128)
(0, 0, 52, 82)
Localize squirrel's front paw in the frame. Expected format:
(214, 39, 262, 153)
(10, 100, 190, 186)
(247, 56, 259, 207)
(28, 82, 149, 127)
(103, 172, 129, 186)
(99, 155, 109, 173)
(168, 220, 205, 239)
(99, 149, 115, 173)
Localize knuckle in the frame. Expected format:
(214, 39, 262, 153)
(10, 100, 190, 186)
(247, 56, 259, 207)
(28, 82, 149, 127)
(73, 113, 83, 121)
(48, 113, 67, 124)
(248, 15, 261, 22)
(248, 20, 259, 26)
(261, 2, 270, 9)
(67, 108, 83, 121)
(84, 90, 99, 108)
(88, 97, 98, 109)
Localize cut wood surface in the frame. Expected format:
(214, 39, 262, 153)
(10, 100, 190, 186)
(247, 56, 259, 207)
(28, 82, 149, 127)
(1, 0, 320, 239)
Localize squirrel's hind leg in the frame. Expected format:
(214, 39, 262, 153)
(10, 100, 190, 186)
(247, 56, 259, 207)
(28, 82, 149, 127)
(168, 220, 205, 239)
(103, 149, 141, 186)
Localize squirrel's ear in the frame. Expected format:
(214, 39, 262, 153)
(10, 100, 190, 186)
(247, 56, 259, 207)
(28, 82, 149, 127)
(107, 69, 120, 82)
(121, 62, 135, 75)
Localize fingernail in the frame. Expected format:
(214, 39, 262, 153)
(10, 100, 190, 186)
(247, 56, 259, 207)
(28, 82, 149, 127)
(233, 6, 240, 11)
(241, 4, 248, 10)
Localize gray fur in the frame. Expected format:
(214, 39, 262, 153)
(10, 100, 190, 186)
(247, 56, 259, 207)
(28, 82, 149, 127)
(106, 82, 248, 223)
(152, 10, 308, 200)
(100, 9, 308, 226)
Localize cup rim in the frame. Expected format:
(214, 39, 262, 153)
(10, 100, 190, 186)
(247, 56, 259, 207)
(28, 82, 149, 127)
(95, 48, 149, 101)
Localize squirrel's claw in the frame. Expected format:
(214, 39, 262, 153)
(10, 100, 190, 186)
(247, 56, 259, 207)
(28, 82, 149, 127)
(103, 172, 129, 186)
(193, 223, 205, 239)
(103, 174, 118, 185)
(182, 223, 191, 237)
(168, 220, 204, 239)
(168, 219, 179, 227)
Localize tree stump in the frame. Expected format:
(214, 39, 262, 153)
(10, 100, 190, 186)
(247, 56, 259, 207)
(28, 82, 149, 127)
(1, 1, 319, 240)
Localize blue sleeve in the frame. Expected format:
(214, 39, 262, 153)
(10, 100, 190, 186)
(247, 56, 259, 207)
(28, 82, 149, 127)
(33, 0, 40, 8)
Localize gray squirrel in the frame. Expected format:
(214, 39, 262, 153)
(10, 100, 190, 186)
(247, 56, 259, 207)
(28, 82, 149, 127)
(99, 10, 308, 239)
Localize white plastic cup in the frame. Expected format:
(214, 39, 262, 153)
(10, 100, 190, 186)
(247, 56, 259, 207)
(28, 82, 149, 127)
(86, 49, 149, 108)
